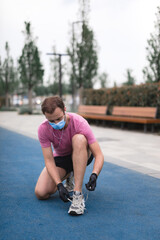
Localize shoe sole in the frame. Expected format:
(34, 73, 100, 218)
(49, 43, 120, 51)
(68, 211, 83, 216)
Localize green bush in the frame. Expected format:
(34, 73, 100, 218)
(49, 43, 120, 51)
(83, 83, 160, 107)
(18, 106, 32, 115)
(0, 106, 17, 111)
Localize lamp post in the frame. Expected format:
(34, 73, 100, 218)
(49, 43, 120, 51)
(47, 53, 69, 98)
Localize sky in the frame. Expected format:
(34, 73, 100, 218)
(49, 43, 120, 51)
(0, 0, 159, 88)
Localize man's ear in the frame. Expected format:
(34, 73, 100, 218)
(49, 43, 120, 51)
(64, 106, 66, 112)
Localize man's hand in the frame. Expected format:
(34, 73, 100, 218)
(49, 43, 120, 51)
(57, 183, 70, 202)
(85, 173, 98, 191)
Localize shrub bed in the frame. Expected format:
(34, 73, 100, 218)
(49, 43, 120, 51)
(83, 83, 160, 107)
(18, 106, 32, 115)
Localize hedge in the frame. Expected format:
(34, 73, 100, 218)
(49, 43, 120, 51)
(83, 83, 160, 107)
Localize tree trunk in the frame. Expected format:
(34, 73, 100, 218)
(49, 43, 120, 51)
(72, 87, 76, 112)
(5, 92, 9, 108)
(78, 86, 84, 105)
(28, 88, 32, 109)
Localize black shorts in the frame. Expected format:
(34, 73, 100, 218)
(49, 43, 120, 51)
(54, 154, 94, 174)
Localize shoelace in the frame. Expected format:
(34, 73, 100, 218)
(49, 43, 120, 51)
(67, 191, 89, 213)
(68, 196, 86, 212)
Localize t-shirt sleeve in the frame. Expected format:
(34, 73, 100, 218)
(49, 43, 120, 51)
(38, 123, 51, 148)
(76, 119, 96, 145)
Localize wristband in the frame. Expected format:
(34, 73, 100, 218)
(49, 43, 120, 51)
(57, 183, 63, 190)
(91, 173, 98, 179)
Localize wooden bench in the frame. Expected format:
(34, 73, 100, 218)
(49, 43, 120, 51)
(106, 106, 160, 132)
(78, 105, 108, 120)
(78, 105, 160, 132)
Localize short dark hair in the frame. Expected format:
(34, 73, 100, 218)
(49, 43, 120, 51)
(41, 96, 65, 114)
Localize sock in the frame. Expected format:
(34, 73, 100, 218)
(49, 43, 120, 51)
(74, 191, 81, 196)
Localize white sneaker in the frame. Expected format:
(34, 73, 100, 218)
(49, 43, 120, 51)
(68, 191, 85, 216)
(64, 172, 74, 192)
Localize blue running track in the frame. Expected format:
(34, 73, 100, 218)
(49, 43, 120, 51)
(0, 127, 160, 240)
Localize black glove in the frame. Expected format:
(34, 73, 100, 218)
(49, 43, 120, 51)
(57, 183, 70, 202)
(85, 173, 98, 191)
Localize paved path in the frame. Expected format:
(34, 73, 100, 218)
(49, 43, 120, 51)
(0, 111, 160, 179)
(0, 127, 160, 240)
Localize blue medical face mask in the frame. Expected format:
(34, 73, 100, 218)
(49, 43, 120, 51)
(49, 116, 66, 130)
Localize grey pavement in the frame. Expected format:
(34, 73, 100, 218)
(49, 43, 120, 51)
(0, 111, 160, 179)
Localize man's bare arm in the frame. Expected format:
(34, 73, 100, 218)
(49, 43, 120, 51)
(89, 141, 104, 176)
(42, 147, 61, 185)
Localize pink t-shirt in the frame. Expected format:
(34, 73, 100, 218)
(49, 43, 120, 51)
(38, 112, 96, 157)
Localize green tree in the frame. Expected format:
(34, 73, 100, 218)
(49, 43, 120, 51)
(33, 85, 48, 96)
(0, 57, 4, 96)
(76, 22, 98, 89)
(99, 72, 108, 88)
(18, 22, 44, 109)
(47, 82, 70, 96)
(67, 0, 98, 107)
(123, 69, 136, 86)
(113, 81, 117, 88)
(0, 42, 18, 107)
(77, 0, 98, 89)
(143, 6, 160, 83)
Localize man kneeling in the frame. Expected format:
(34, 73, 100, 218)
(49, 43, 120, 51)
(35, 96, 104, 216)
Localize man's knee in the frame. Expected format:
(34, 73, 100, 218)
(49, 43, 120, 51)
(72, 134, 87, 150)
(35, 186, 50, 200)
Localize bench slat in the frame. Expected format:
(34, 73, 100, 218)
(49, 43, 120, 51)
(78, 105, 107, 115)
(112, 106, 157, 118)
(78, 114, 160, 124)
(77, 105, 160, 130)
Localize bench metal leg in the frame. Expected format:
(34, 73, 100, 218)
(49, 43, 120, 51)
(102, 120, 106, 127)
(151, 124, 155, 133)
(96, 120, 99, 126)
(144, 124, 147, 133)
(121, 122, 125, 129)
(107, 121, 112, 128)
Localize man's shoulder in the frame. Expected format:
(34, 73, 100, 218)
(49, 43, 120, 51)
(38, 120, 50, 133)
(68, 112, 85, 122)
(67, 112, 88, 130)
(38, 120, 52, 146)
